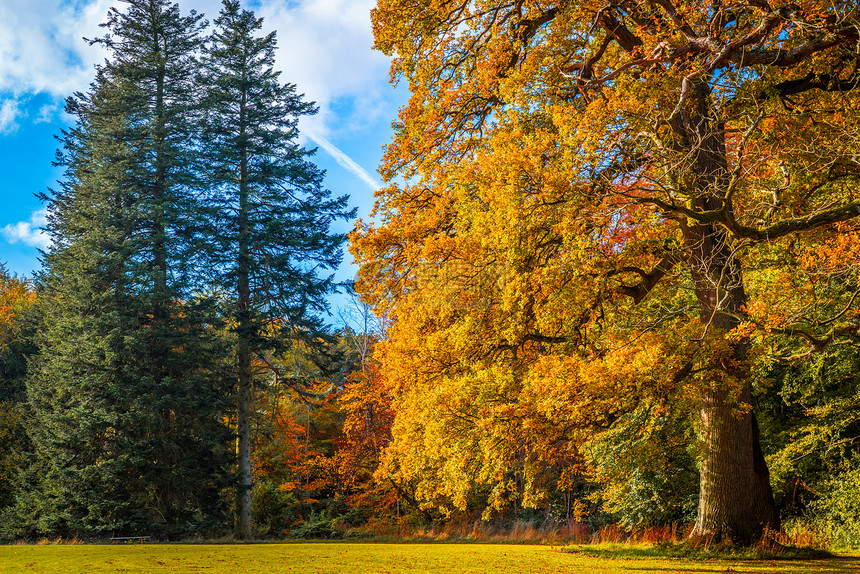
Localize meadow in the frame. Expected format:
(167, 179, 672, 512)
(2, 543, 860, 574)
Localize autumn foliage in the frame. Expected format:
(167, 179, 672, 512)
(352, 0, 860, 544)
(4, 0, 860, 545)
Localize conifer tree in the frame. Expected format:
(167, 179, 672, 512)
(26, 0, 233, 537)
(199, 0, 353, 538)
(0, 266, 37, 516)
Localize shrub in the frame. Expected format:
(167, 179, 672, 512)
(251, 481, 302, 538)
(289, 509, 341, 539)
(809, 462, 860, 549)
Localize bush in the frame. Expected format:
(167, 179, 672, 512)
(587, 405, 699, 529)
(809, 462, 860, 549)
(602, 467, 698, 529)
(251, 481, 302, 538)
(289, 509, 341, 539)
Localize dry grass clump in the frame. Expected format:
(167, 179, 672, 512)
(34, 537, 84, 545)
(331, 515, 826, 555)
(357, 518, 685, 545)
(778, 521, 826, 548)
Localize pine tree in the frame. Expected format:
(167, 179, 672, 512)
(25, 0, 233, 537)
(199, 0, 354, 538)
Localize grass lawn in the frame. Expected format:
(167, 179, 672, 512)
(1, 543, 859, 574)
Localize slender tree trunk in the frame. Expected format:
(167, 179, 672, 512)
(235, 231, 252, 539)
(152, 39, 169, 342)
(150, 34, 175, 511)
(680, 82, 779, 543)
(236, 345, 252, 539)
(235, 91, 253, 539)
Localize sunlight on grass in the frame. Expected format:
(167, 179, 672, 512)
(2, 543, 860, 574)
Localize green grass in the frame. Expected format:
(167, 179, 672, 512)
(1, 542, 859, 574)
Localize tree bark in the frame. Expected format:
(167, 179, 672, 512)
(236, 347, 252, 539)
(683, 219, 779, 542)
(691, 383, 778, 543)
(235, 232, 253, 540)
(680, 81, 779, 543)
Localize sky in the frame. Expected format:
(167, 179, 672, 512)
(0, 0, 404, 298)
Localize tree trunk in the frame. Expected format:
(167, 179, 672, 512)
(152, 32, 169, 344)
(236, 347, 252, 539)
(691, 383, 778, 543)
(682, 211, 780, 544)
(235, 223, 252, 539)
(683, 220, 779, 542)
(680, 81, 779, 543)
(235, 91, 253, 540)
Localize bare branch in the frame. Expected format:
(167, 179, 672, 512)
(726, 201, 860, 241)
(617, 252, 684, 303)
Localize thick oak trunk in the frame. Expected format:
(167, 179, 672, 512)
(680, 85, 779, 543)
(683, 226, 779, 542)
(691, 383, 779, 543)
(682, 218, 779, 544)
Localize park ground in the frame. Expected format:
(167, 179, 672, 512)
(2, 543, 860, 574)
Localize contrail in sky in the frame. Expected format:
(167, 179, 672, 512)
(304, 130, 381, 191)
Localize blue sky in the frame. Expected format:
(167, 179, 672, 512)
(0, 0, 404, 294)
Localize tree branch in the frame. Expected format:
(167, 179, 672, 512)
(596, 9, 644, 53)
(725, 201, 860, 241)
(617, 252, 684, 303)
(768, 71, 860, 98)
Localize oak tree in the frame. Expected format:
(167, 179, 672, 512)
(355, 0, 860, 542)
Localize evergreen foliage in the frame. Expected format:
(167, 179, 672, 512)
(21, 0, 233, 538)
(4, 0, 353, 540)
(0, 267, 37, 517)
(198, 0, 353, 538)
(199, 0, 353, 342)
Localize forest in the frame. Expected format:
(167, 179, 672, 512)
(1, 0, 860, 549)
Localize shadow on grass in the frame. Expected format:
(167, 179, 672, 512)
(619, 562, 860, 574)
(560, 542, 860, 573)
(563, 541, 833, 561)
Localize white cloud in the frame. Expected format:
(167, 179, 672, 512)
(254, 0, 393, 190)
(0, 0, 112, 98)
(35, 103, 60, 124)
(0, 0, 393, 186)
(255, 0, 394, 137)
(2, 208, 50, 250)
(0, 100, 23, 134)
